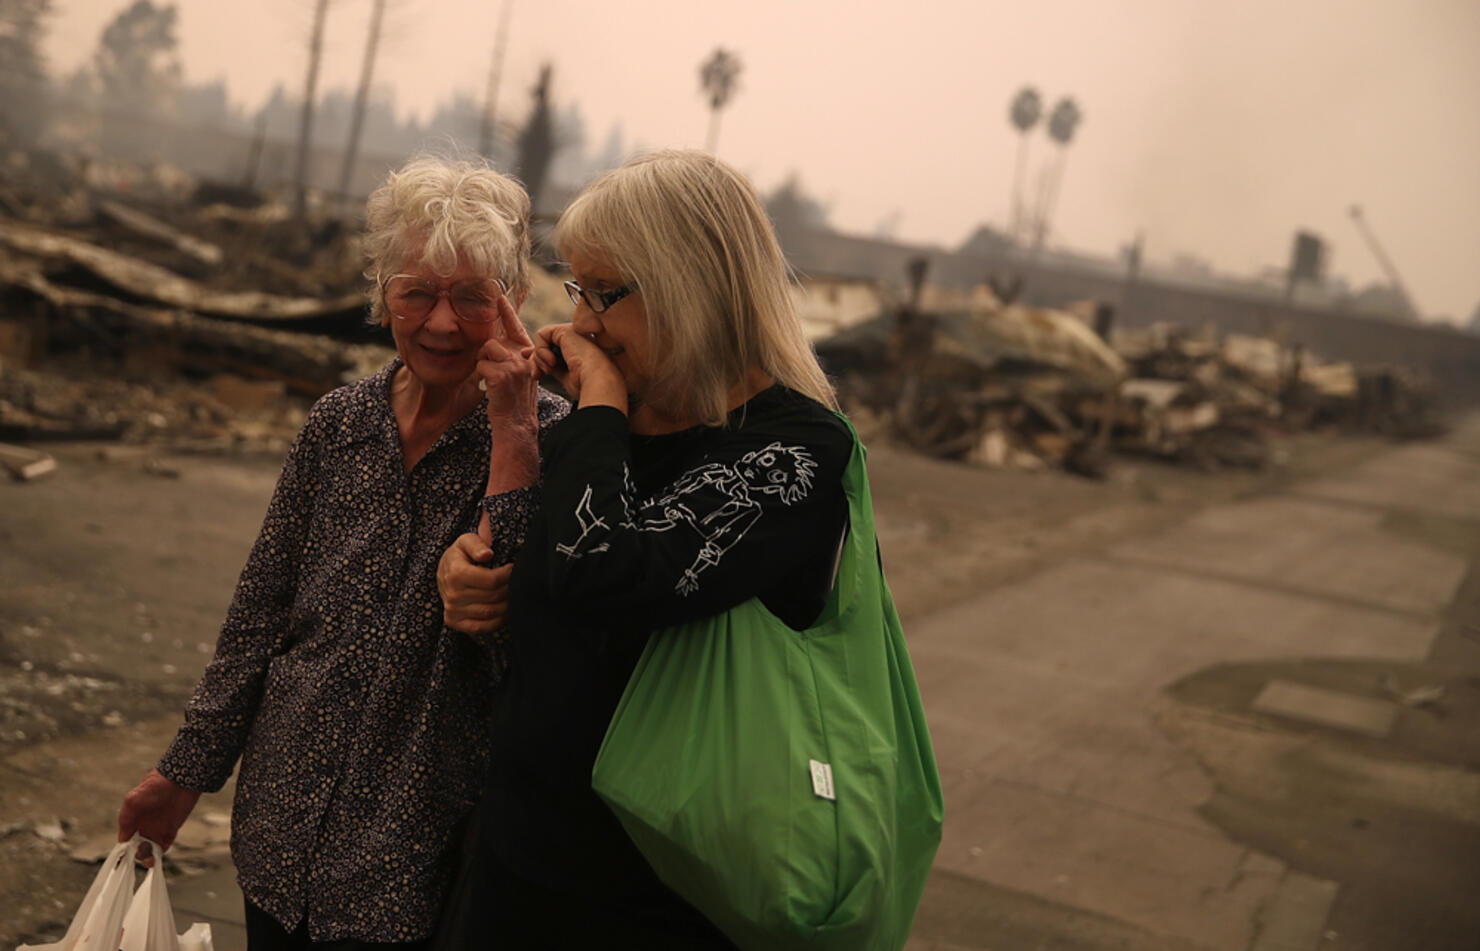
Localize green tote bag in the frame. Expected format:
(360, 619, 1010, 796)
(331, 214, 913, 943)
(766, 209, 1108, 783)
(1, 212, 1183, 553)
(591, 421, 944, 950)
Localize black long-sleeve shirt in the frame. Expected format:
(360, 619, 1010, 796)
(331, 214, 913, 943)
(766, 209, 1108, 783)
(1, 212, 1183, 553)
(473, 384, 853, 943)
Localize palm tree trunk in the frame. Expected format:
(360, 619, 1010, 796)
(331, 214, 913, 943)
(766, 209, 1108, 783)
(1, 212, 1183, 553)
(705, 107, 721, 153)
(1042, 148, 1069, 250)
(1010, 131, 1030, 245)
(1028, 149, 1061, 259)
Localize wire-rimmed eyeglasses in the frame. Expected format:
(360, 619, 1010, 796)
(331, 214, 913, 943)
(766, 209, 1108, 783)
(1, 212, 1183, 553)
(564, 280, 636, 314)
(380, 274, 508, 324)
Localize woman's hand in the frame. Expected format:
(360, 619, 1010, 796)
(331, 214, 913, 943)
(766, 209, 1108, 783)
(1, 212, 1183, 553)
(479, 294, 541, 494)
(477, 293, 539, 431)
(438, 532, 513, 636)
(118, 768, 200, 866)
(533, 323, 627, 411)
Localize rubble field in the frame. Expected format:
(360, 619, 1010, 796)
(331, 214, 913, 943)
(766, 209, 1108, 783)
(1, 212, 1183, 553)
(0, 150, 1455, 487)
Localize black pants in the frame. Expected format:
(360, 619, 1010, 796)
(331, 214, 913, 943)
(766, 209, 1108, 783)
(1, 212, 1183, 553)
(458, 852, 736, 950)
(244, 901, 428, 951)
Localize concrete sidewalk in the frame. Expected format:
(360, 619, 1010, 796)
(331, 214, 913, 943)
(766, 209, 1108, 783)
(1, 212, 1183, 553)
(904, 416, 1480, 949)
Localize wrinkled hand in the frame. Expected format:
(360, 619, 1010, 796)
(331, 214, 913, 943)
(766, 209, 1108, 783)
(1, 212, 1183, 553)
(533, 323, 625, 408)
(477, 292, 539, 430)
(118, 769, 200, 866)
(438, 533, 513, 636)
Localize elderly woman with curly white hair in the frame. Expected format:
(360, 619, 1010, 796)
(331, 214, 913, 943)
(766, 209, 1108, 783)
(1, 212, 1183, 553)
(115, 155, 567, 951)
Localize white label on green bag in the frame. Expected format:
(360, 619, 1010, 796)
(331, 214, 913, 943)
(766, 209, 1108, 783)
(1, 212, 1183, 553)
(809, 759, 836, 801)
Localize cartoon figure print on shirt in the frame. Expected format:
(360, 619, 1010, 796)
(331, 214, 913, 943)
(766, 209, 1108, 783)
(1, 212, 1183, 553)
(556, 442, 818, 595)
(555, 484, 613, 559)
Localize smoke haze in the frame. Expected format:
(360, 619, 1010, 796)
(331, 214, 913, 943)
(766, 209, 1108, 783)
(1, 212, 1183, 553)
(41, 0, 1480, 321)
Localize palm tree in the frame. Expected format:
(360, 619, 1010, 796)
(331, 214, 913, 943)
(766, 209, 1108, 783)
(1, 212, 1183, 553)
(1031, 96, 1082, 255)
(1007, 86, 1042, 244)
(699, 47, 742, 153)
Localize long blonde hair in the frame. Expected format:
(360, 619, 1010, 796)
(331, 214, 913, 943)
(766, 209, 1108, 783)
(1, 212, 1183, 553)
(555, 150, 835, 426)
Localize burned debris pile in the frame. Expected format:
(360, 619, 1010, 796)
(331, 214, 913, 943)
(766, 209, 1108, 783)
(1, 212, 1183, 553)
(1, 157, 386, 361)
(816, 296, 1444, 478)
(0, 153, 1449, 482)
(1, 362, 312, 458)
(0, 155, 395, 462)
(817, 301, 1125, 477)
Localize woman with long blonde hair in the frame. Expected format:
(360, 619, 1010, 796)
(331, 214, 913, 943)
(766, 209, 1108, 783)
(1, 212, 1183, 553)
(440, 150, 853, 946)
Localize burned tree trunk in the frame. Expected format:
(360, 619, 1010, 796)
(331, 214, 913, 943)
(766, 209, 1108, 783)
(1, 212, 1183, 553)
(293, 0, 332, 220)
(336, 0, 386, 213)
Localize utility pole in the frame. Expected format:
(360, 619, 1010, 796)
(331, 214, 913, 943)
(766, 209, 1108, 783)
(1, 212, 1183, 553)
(1348, 204, 1418, 320)
(479, 0, 514, 161)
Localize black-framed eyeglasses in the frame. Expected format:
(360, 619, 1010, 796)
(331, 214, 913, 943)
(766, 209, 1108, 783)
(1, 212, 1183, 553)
(564, 280, 635, 314)
(380, 274, 508, 324)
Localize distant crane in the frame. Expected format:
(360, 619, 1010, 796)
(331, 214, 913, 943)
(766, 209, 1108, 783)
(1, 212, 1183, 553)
(1348, 205, 1418, 320)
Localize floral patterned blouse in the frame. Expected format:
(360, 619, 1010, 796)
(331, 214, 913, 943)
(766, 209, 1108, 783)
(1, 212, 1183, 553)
(157, 358, 567, 942)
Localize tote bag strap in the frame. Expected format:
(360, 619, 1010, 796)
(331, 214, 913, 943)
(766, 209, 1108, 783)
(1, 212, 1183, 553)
(807, 415, 882, 632)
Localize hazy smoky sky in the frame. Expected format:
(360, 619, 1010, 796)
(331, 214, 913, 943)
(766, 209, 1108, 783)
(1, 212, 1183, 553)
(45, 0, 1480, 323)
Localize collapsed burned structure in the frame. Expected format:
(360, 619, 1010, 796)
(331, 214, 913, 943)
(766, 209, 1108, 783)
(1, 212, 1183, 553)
(815, 284, 1443, 478)
(0, 154, 1452, 480)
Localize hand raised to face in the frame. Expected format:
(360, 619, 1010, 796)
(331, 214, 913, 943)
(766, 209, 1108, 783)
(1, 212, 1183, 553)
(532, 323, 629, 412)
(476, 292, 539, 428)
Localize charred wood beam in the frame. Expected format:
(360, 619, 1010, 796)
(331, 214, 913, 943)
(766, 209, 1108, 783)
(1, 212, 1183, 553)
(0, 256, 390, 398)
(97, 200, 225, 267)
(0, 220, 365, 325)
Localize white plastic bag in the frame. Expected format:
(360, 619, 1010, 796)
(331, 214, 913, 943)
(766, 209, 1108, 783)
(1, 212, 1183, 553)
(119, 860, 175, 951)
(16, 835, 213, 951)
(17, 836, 137, 951)
(117, 838, 212, 951)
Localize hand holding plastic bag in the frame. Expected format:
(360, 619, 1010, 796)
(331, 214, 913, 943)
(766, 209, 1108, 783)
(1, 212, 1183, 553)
(16, 834, 212, 951)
